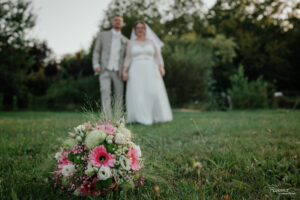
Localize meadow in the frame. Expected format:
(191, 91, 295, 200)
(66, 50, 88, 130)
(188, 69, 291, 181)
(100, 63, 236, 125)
(0, 110, 299, 199)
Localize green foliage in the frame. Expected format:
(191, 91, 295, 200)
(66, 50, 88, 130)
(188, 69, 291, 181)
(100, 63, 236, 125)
(162, 34, 238, 109)
(227, 65, 274, 109)
(60, 50, 93, 78)
(209, 34, 237, 64)
(162, 37, 214, 107)
(207, 0, 299, 91)
(1, 0, 299, 110)
(208, 34, 238, 109)
(96, 178, 113, 189)
(41, 76, 100, 110)
(0, 0, 36, 109)
(0, 111, 299, 199)
(101, 0, 204, 38)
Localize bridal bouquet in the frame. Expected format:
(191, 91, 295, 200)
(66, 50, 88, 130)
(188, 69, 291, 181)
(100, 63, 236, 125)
(53, 120, 144, 196)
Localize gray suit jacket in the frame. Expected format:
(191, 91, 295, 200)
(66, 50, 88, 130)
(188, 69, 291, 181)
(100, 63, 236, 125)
(92, 30, 128, 76)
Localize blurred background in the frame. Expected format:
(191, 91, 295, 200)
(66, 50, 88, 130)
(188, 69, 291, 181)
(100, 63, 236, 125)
(0, 0, 299, 111)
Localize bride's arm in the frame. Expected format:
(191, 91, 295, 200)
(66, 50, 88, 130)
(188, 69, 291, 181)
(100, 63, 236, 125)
(152, 40, 165, 76)
(122, 41, 132, 81)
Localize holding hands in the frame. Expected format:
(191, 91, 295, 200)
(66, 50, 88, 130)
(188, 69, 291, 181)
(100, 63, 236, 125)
(94, 65, 101, 74)
(122, 72, 128, 82)
(122, 66, 129, 82)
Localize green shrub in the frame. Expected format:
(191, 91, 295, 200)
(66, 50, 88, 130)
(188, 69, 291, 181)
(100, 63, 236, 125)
(37, 76, 100, 110)
(227, 65, 274, 109)
(162, 37, 215, 107)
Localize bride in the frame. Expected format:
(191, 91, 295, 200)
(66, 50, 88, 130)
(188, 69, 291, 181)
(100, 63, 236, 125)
(122, 21, 173, 125)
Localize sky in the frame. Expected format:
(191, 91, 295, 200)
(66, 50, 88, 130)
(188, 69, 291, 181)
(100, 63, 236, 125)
(30, 0, 216, 58)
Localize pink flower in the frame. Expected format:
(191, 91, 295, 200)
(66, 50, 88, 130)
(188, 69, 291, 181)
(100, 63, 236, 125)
(128, 146, 141, 171)
(89, 145, 115, 167)
(96, 123, 116, 135)
(79, 178, 101, 196)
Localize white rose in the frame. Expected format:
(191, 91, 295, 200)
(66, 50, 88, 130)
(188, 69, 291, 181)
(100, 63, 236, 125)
(85, 167, 96, 176)
(97, 166, 111, 180)
(119, 156, 131, 171)
(84, 162, 97, 176)
(76, 136, 82, 142)
(85, 130, 107, 149)
(119, 127, 132, 139)
(114, 133, 126, 144)
(61, 164, 76, 177)
(93, 166, 99, 171)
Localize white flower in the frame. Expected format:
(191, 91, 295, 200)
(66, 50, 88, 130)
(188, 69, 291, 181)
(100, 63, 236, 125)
(114, 175, 122, 184)
(119, 127, 132, 139)
(93, 166, 99, 171)
(97, 166, 111, 180)
(73, 189, 80, 196)
(106, 135, 113, 144)
(76, 136, 82, 142)
(85, 162, 98, 176)
(119, 156, 131, 171)
(74, 125, 85, 133)
(111, 169, 117, 176)
(85, 130, 106, 149)
(114, 133, 126, 144)
(54, 152, 63, 161)
(61, 164, 76, 177)
(118, 169, 125, 177)
(85, 166, 96, 176)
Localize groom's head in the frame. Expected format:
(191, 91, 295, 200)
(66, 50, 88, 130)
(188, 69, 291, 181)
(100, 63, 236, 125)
(111, 15, 124, 30)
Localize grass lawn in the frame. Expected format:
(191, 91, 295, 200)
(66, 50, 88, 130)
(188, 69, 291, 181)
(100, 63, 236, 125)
(0, 110, 299, 199)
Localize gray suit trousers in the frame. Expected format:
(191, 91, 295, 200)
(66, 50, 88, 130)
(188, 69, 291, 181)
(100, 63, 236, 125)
(99, 70, 123, 117)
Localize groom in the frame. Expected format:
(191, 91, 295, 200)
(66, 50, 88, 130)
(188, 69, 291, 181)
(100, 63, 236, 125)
(92, 15, 128, 117)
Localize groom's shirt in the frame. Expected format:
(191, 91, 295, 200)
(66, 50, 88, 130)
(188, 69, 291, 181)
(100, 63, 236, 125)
(107, 29, 121, 71)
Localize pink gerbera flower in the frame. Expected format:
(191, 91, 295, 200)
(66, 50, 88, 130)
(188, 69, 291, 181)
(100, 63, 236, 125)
(96, 123, 116, 135)
(89, 145, 115, 167)
(128, 146, 141, 171)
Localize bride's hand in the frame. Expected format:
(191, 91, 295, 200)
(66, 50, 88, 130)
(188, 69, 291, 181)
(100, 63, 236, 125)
(122, 72, 129, 82)
(159, 67, 165, 77)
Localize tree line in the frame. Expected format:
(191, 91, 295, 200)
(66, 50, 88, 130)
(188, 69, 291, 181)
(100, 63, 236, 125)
(0, 0, 299, 110)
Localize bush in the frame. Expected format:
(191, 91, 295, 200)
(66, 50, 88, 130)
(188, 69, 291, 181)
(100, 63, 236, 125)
(34, 76, 100, 110)
(227, 65, 274, 109)
(162, 37, 215, 107)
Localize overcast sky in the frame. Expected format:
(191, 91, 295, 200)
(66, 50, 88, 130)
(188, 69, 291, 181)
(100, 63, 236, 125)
(30, 0, 216, 57)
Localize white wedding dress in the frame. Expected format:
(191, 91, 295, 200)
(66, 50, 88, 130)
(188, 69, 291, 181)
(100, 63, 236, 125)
(124, 39, 173, 125)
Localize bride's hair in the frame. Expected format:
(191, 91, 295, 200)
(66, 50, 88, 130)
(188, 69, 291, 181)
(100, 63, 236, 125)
(134, 21, 146, 29)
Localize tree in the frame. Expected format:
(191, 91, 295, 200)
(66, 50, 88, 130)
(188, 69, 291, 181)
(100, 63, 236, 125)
(99, 0, 205, 38)
(206, 0, 300, 91)
(0, 0, 36, 109)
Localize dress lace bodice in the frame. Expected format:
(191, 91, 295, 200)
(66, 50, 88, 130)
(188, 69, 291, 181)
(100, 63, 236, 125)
(123, 39, 164, 68)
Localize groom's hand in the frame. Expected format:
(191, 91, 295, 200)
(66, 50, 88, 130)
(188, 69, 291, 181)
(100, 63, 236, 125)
(94, 66, 101, 73)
